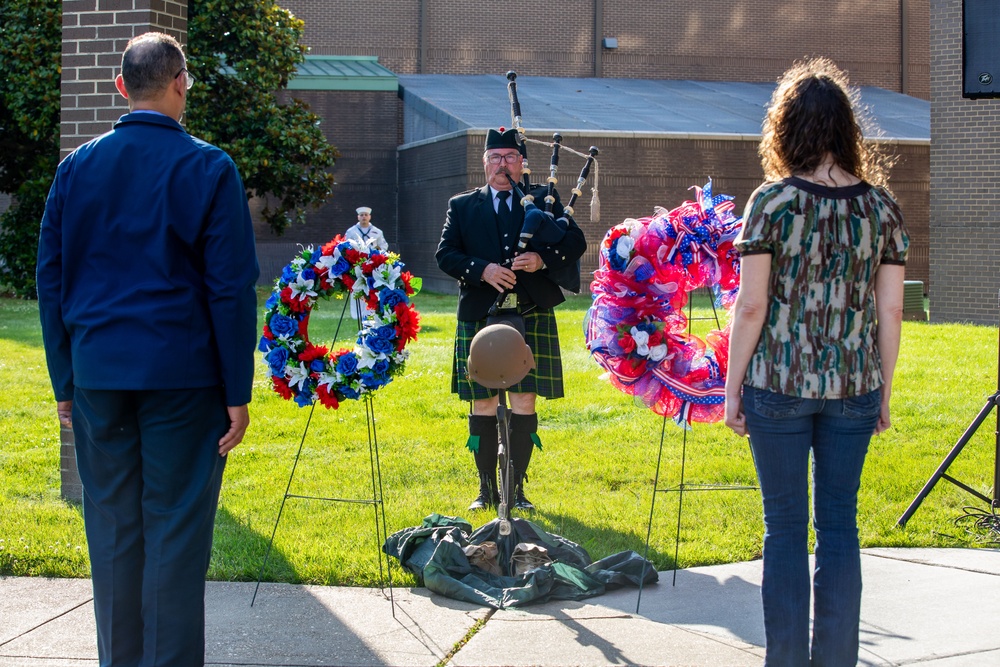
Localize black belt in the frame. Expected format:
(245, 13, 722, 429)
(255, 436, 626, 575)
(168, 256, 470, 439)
(494, 291, 536, 315)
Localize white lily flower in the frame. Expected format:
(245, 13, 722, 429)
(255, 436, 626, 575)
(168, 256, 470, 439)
(316, 253, 337, 271)
(373, 263, 402, 290)
(316, 371, 339, 390)
(289, 274, 317, 301)
(287, 362, 312, 389)
(352, 265, 370, 296)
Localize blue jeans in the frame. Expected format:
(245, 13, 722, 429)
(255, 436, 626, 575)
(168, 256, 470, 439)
(743, 385, 881, 667)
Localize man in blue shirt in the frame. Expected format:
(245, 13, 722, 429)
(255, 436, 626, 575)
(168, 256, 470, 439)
(36, 32, 259, 666)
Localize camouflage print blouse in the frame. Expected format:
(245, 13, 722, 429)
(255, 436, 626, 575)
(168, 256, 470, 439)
(734, 177, 909, 399)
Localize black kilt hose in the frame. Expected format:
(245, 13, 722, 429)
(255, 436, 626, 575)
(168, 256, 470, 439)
(452, 308, 564, 401)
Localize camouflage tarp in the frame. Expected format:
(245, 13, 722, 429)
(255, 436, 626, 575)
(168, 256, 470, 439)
(383, 513, 658, 608)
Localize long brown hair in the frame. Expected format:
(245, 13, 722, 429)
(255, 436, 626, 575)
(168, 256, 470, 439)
(758, 57, 893, 188)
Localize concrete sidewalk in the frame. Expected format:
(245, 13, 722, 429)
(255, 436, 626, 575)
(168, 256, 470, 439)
(1, 548, 998, 666)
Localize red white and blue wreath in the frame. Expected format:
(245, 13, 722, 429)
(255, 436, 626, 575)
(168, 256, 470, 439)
(259, 236, 421, 409)
(585, 181, 742, 426)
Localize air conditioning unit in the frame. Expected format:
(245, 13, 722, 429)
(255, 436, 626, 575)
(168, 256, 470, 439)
(903, 280, 927, 321)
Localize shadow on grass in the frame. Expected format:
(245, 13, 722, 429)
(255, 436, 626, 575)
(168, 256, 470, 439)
(211, 504, 299, 584)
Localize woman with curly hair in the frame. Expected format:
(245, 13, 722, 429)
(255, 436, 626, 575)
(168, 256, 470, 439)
(725, 58, 909, 666)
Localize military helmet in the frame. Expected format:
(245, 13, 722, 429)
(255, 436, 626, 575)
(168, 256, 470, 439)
(467, 323, 535, 389)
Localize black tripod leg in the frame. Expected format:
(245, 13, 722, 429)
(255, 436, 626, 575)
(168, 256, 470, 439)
(496, 388, 512, 535)
(898, 392, 1000, 527)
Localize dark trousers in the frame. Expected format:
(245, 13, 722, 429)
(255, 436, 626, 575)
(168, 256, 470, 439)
(73, 386, 229, 667)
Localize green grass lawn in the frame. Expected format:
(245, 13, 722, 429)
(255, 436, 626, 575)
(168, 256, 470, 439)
(2, 290, 998, 586)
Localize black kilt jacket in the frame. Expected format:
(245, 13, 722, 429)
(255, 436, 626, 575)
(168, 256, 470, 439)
(436, 184, 587, 321)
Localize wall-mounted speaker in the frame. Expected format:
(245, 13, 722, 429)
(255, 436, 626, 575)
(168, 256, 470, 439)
(964, 0, 1000, 98)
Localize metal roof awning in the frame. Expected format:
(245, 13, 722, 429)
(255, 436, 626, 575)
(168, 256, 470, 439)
(398, 74, 930, 145)
(287, 55, 398, 92)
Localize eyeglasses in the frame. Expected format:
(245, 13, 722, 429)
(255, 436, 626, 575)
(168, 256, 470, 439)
(486, 153, 522, 165)
(174, 67, 195, 90)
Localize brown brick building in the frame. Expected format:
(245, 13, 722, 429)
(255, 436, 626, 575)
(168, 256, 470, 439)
(929, 0, 1000, 324)
(51, 1, 951, 316)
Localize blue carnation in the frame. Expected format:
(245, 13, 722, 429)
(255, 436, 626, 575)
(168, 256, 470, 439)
(361, 372, 390, 390)
(269, 313, 299, 338)
(341, 384, 361, 400)
(265, 293, 279, 310)
(336, 352, 359, 375)
(293, 390, 313, 407)
(379, 288, 408, 311)
(309, 249, 322, 264)
(258, 336, 273, 353)
(366, 335, 395, 355)
(265, 346, 290, 376)
(301, 268, 316, 282)
(375, 324, 397, 340)
(281, 265, 297, 283)
(331, 257, 350, 275)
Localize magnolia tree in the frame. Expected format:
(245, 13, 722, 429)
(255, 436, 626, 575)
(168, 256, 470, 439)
(186, 0, 338, 236)
(0, 0, 338, 296)
(0, 0, 61, 297)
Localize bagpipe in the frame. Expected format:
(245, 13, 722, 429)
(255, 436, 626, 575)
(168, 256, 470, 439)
(498, 70, 600, 294)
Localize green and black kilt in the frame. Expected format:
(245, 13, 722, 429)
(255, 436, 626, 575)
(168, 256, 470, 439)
(452, 308, 564, 401)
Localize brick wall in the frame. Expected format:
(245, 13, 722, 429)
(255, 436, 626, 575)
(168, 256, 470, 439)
(61, 0, 187, 159)
(58, 0, 189, 502)
(279, 0, 929, 99)
(255, 89, 402, 286)
(929, 0, 1000, 324)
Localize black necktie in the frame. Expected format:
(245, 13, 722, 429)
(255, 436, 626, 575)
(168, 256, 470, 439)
(496, 191, 516, 258)
(497, 191, 513, 225)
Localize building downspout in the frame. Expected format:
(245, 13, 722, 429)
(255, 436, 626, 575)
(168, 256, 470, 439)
(419, 0, 428, 73)
(900, 0, 909, 95)
(594, 0, 603, 78)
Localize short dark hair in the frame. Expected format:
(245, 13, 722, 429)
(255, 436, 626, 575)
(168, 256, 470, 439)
(120, 32, 186, 102)
(759, 57, 893, 188)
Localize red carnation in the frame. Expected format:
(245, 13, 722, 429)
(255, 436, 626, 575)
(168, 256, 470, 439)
(342, 274, 356, 290)
(321, 235, 345, 255)
(317, 384, 340, 409)
(280, 286, 310, 313)
(299, 343, 329, 362)
(262, 325, 275, 340)
(401, 271, 416, 295)
(343, 248, 361, 265)
(394, 303, 421, 348)
(272, 376, 294, 400)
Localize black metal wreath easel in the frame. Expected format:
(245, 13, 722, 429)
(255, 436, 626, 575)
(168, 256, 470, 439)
(251, 295, 395, 614)
(636, 287, 758, 613)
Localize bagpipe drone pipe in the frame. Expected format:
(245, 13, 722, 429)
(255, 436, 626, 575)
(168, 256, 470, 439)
(500, 71, 599, 294)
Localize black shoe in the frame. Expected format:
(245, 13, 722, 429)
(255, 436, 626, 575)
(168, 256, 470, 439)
(469, 474, 498, 511)
(513, 486, 535, 511)
(468, 492, 492, 511)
